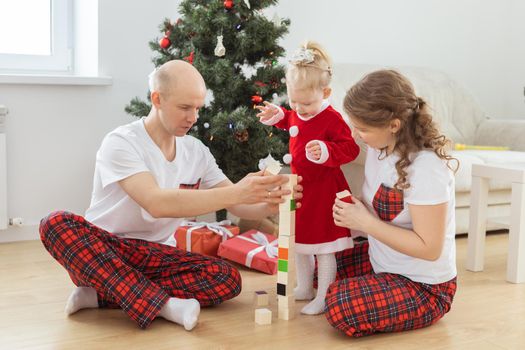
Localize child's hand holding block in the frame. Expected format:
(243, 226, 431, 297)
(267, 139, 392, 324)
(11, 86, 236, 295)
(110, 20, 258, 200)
(336, 190, 354, 204)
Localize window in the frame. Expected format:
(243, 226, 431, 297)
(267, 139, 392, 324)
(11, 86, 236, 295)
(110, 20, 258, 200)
(0, 0, 73, 74)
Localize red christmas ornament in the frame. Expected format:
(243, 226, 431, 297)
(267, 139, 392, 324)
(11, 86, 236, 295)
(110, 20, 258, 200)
(159, 36, 171, 49)
(251, 95, 263, 104)
(224, 0, 234, 10)
(184, 51, 195, 65)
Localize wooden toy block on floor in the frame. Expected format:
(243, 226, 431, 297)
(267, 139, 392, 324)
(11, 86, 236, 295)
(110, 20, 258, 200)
(254, 290, 269, 306)
(255, 308, 272, 325)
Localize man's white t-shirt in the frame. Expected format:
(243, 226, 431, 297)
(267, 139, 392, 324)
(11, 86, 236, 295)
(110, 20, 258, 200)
(85, 118, 227, 243)
(361, 146, 457, 284)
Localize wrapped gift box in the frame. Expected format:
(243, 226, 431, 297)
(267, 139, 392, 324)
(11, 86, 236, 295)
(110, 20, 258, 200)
(218, 230, 278, 274)
(175, 220, 239, 257)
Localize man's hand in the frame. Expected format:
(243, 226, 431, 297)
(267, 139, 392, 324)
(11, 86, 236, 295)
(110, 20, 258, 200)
(225, 173, 303, 219)
(233, 170, 290, 205)
(266, 175, 303, 215)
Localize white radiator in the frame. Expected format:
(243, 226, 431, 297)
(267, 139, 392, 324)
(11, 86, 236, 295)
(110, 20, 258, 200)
(0, 105, 7, 230)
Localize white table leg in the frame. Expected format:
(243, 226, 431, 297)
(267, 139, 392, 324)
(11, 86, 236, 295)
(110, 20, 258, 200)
(507, 182, 525, 283)
(467, 176, 489, 272)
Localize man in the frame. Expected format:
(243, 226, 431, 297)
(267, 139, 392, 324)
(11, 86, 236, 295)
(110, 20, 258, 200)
(40, 60, 301, 331)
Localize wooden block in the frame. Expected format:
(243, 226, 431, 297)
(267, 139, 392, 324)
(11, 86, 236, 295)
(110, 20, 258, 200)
(278, 235, 292, 248)
(277, 283, 286, 296)
(277, 235, 295, 247)
(278, 247, 288, 260)
(278, 306, 295, 320)
(278, 259, 288, 272)
(336, 189, 354, 203)
(278, 212, 296, 236)
(280, 174, 298, 190)
(254, 290, 269, 306)
(279, 208, 295, 224)
(280, 174, 298, 203)
(286, 256, 296, 274)
(279, 199, 296, 212)
(255, 308, 272, 325)
(276, 282, 293, 296)
(277, 271, 288, 285)
(278, 295, 295, 308)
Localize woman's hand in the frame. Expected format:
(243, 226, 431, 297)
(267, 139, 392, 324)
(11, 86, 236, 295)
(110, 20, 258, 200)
(333, 196, 375, 231)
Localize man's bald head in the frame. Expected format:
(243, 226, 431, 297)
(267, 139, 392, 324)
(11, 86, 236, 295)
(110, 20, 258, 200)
(148, 60, 206, 96)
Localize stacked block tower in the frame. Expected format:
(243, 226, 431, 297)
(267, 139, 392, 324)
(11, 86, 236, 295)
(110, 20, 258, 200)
(277, 174, 297, 320)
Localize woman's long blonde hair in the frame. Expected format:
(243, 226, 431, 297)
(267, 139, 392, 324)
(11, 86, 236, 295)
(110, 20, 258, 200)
(344, 69, 458, 190)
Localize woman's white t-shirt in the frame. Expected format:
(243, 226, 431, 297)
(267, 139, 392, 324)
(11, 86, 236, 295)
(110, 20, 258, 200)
(361, 146, 457, 284)
(85, 119, 227, 244)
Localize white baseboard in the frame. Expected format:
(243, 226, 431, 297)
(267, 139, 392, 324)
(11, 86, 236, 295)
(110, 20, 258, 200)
(0, 213, 241, 244)
(0, 224, 40, 243)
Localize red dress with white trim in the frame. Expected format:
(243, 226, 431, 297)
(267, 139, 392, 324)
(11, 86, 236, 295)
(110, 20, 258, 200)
(273, 105, 360, 254)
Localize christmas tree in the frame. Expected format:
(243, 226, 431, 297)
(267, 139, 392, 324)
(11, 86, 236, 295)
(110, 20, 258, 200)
(126, 0, 291, 188)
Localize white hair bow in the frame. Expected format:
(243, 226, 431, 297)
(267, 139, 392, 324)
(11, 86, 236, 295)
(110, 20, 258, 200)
(290, 48, 315, 64)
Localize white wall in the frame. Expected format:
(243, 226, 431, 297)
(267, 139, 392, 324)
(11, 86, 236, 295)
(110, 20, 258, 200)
(273, 0, 525, 119)
(0, 1, 180, 241)
(1, 0, 523, 241)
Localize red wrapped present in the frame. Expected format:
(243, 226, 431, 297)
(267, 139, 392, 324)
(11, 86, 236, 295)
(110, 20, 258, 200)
(175, 220, 239, 257)
(218, 230, 278, 274)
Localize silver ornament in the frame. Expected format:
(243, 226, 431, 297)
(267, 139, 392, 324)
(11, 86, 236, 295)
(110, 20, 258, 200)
(214, 35, 226, 57)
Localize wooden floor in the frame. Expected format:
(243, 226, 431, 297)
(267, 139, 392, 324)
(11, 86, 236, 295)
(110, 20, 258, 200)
(1, 233, 524, 350)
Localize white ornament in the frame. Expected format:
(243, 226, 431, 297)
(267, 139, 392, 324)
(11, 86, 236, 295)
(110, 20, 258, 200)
(214, 35, 226, 57)
(272, 93, 278, 100)
(243, 0, 251, 9)
(289, 125, 299, 137)
(204, 122, 210, 129)
(204, 89, 215, 107)
(280, 78, 286, 83)
(283, 153, 292, 165)
(260, 153, 282, 175)
(193, 126, 199, 131)
(272, 13, 281, 27)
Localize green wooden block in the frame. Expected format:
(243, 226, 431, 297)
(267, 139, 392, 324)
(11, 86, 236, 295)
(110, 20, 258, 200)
(278, 259, 288, 272)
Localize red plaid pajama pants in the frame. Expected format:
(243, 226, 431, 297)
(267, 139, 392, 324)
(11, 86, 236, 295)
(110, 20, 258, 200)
(325, 241, 457, 337)
(39, 211, 242, 329)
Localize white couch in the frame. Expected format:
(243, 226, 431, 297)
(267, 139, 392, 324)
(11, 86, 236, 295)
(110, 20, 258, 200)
(332, 63, 525, 234)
